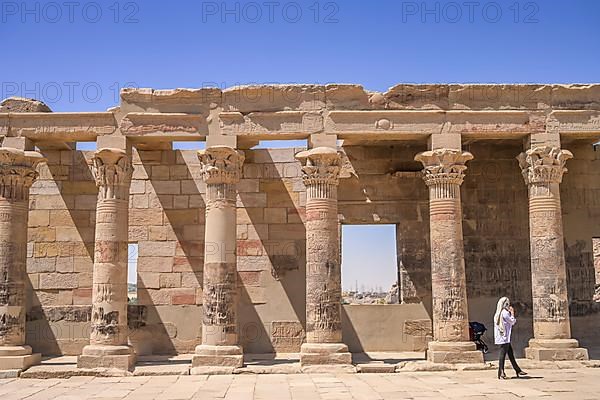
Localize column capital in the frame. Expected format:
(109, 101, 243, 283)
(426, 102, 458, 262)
(296, 147, 342, 187)
(197, 146, 245, 185)
(0, 147, 45, 201)
(91, 148, 132, 200)
(414, 148, 473, 187)
(517, 146, 573, 185)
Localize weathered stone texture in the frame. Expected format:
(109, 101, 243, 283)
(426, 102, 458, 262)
(23, 139, 600, 357)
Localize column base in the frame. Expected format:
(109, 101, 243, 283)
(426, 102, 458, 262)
(525, 338, 589, 361)
(300, 343, 352, 366)
(192, 345, 243, 368)
(77, 345, 136, 371)
(427, 341, 484, 364)
(0, 346, 41, 371)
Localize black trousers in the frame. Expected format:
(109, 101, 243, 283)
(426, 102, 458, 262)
(498, 343, 521, 376)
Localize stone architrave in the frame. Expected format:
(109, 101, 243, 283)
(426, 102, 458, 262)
(78, 148, 136, 371)
(415, 149, 483, 364)
(296, 147, 352, 367)
(517, 146, 589, 361)
(193, 146, 245, 368)
(0, 147, 44, 371)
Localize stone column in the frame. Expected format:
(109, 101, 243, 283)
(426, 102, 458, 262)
(78, 145, 135, 371)
(193, 145, 245, 369)
(296, 147, 351, 368)
(517, 146, 589, 360)
(0, 146, 44, 371)
(415, 149, 483, 364)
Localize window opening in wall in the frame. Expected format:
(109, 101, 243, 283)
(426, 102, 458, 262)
(76, 142, 97, 151)
(173, 141, 205, 150)
(128, 243, 139, 304)
(593, 238, 600, 302)
(253, 140, 307, 149)
(341, 224, 398, 305)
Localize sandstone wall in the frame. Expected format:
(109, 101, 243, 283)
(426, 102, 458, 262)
(24, 143, 600, 355)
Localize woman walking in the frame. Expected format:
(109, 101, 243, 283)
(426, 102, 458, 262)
(494, 297, 527, 379)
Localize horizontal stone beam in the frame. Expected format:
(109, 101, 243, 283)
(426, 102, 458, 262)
(220, 111, 322, 139)
(1, 108, 599, 146)
(0, 112, 117, 142)
(120, 112, 207, 141)
(326, 110, 540, 140)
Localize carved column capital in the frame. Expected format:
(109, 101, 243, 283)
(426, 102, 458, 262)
(415, 148, 473, 188)
(91, 148, 132, 201)
(197, 146, 245, 185)
(517, 146, 573, 185)
(0, 147, 45, 201)
(296, 147, 341, 187)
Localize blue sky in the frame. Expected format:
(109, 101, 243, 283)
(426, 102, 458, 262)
(3, 0, 599, 288)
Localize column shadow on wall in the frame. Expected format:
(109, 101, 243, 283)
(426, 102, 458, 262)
(237, 150, 306, 355)
(461, 143, 533, 358)
(27, 150, 97, 355)
(136, 150, 204, 355)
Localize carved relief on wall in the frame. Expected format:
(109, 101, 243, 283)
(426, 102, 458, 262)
(203, 281, 235, 326)
(271, 321, 305, 352)
(516, 146, 573, 185)
(0, 148, 45, 201)
(197, 146, 245, 185)
(91, 306, 120, 337)
(91, 148, 132, 200)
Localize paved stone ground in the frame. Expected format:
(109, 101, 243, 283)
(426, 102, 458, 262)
(1, 368, 599, 399)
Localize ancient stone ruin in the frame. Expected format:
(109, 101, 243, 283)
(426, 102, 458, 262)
(0, 84, 599, 373)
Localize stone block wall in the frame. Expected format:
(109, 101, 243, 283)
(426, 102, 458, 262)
(24, 143, 600, 356)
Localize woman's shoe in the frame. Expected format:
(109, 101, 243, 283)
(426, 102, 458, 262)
(498, 372, 508, 380)
(516, 371, 528, 378)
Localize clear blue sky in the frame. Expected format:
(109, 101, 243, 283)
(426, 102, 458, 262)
(4, 0, 599, 288)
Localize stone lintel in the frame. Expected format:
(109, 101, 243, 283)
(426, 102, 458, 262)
(120, 112, 207, 140)
(219, 111, 323, 138)
(4, 112, 117, 142)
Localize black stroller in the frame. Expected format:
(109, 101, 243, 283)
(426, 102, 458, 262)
(469, 321, 489, 354)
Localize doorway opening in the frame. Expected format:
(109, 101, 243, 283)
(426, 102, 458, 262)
(341, 224, 398, 305)
(128, 243, 139, 304)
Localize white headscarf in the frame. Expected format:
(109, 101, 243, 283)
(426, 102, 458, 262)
(494, 297, 510, 335)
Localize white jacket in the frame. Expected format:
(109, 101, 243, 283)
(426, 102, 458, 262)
(494, 309, 516, 345)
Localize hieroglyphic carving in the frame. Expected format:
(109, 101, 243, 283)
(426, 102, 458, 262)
(415, 148, 473, 344)
(91, 306, 120, 337)
(271, 321, 305, 352)
(296, 147, 345, 345)
(86, 147, 132, 350)
(517, 146, 574, 340)
(91, 148, 132, 201)
(0, 147, 44, 347)
(202, 280, 235, 327)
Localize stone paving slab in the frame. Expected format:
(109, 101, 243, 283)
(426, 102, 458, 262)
(2, 368, 600, 399)
(15, 354, 600, 379)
